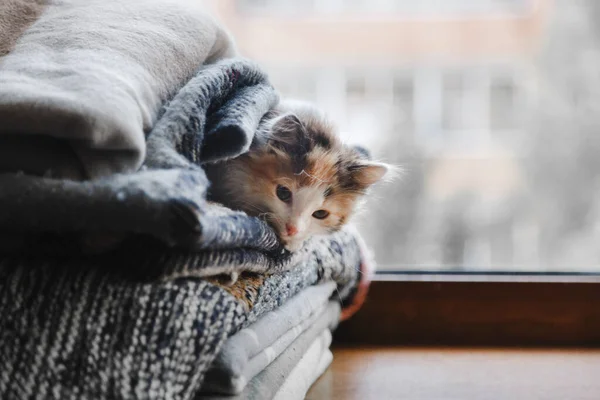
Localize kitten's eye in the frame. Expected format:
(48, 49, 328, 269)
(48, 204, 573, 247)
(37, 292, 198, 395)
(312, 210, 330, 219)
(276, 185, 292, 202)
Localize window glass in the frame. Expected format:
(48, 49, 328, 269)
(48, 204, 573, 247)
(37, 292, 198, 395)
(204, 0, 600, 272)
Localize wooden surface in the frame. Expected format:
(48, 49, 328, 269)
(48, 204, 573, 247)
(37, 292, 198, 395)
(335, 279, 600, 346)
(306, 346, 600, 400)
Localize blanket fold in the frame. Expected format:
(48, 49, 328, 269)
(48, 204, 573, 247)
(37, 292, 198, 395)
(200, 282, 337, 395)
(201, 301, 340, 400)
(0, 57, 279, 257)
(273, 330, 333, 400)
(0, 0, 237, 179)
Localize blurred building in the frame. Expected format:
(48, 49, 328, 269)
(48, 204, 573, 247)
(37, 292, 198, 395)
(207, 0, 548, 148)
(203, 0, 558, 270)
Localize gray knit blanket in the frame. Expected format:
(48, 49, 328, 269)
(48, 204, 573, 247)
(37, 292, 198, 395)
(0, 3, 364, 398)
(0, 231, 360, 399)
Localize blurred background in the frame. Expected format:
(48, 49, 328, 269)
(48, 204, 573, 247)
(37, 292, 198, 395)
(203, 0, 600, 272)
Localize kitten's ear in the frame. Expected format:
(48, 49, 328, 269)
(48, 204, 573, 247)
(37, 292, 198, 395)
(351, 161, 390, 188)
(351, 145, 372, 161)
(267, 113, 303, 151)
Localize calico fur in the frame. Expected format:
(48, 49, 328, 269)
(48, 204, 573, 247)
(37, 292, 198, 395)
(205, 100, 389, 251)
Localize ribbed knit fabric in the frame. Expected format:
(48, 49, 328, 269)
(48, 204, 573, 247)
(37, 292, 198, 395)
(0, 227, 360, 399)
(0, 266, 243, 400)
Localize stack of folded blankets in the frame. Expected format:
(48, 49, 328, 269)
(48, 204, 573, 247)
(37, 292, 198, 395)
(0, 1, 374, 399)
(201, 282, 340, 399)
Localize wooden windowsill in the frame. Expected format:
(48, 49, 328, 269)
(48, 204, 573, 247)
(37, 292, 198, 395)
(307, 346, 600, 400)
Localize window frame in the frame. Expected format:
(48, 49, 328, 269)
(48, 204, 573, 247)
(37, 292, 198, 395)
(335, 273, 600, 346)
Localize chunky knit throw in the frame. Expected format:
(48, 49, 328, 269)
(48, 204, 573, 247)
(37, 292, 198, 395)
(0, 231, 360, 399)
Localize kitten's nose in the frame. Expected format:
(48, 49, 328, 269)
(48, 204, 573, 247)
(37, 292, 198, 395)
(285, 224, 298, 237)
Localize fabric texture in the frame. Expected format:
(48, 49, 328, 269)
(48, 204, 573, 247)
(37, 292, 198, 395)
(272, 331, 333, 400)
(0, 2, 371, 399)
(0, 251, 357, 400)
(201, 301, 340, 400)
(0, 0, 47, 57)
(201, 282, 337, 394)
(0, 0, 236, 179)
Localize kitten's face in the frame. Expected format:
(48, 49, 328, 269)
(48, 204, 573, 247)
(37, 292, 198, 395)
(227, 102, 388, 251)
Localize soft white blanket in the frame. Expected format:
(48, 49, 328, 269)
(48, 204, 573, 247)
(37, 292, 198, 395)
(0, 0, 236, 179)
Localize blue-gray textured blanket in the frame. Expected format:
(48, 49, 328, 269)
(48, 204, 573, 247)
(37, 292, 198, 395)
(0, 59, 354, 276)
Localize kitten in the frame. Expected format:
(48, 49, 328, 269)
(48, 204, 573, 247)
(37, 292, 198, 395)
(205, 100, 389, 252)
